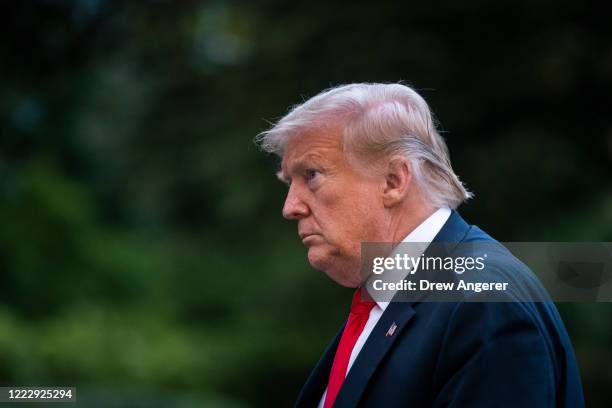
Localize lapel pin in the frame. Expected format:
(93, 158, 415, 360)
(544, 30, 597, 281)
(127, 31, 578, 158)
(386, 322, 398, 337)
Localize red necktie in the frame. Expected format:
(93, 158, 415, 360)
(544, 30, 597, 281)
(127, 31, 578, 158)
(323, 288, 376, 408)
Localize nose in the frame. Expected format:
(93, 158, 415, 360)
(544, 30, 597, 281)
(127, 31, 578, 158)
(282, 183, 310, 220)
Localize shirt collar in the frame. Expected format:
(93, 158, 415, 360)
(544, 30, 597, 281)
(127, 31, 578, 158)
(373, 207, 451, 311)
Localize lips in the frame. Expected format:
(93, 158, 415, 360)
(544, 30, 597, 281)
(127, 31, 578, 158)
(299, 232, 317, 240)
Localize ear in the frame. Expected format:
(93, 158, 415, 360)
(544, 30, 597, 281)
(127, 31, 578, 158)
(382, 157, 412, 208)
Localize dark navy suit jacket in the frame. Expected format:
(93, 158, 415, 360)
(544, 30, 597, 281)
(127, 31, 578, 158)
(295, 211, 584, 407)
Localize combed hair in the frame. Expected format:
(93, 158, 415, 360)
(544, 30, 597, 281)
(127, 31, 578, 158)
(255, 83, 473, 209)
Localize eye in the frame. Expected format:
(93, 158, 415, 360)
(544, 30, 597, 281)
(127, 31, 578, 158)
(305, 169, 320, 183)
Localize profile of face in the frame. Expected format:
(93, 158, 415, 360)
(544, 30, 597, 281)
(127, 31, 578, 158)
(279, 127, 388, 287)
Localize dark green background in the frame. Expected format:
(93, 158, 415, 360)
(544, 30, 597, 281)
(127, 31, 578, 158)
(1, 1, 611, 406)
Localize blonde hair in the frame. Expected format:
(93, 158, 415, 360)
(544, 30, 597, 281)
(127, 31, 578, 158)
(256, 83, 472, 209)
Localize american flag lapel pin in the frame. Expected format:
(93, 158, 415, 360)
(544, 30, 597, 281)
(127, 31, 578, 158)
(386, 322, 398, 337)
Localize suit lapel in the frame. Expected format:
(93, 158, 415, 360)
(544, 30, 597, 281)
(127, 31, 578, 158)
(332, 302, 416, 407)
(331, 210, 472, 407)
(295, 211, 471, 407)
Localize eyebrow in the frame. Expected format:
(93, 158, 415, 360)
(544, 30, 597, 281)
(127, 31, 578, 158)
(276, 153, 331, 185)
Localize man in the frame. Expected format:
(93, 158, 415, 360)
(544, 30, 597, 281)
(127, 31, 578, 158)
(257, 83, 584, 407)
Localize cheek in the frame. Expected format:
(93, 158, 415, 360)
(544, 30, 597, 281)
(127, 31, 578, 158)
(344, 189, 382, 219)
(347, 196, 385, 238)
(316, 181, 383, 241)
(326, 205, 383, 246)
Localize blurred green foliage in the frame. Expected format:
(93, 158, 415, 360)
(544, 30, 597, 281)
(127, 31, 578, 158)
(0, 1, 611, 406)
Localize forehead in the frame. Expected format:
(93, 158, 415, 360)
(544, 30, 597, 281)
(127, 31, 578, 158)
(280, 127, 345, 171)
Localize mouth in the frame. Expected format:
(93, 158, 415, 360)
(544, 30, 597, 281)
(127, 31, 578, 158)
(299, 232, 320, 243)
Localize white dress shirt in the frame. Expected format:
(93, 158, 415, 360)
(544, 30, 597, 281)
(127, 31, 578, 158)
(318, 207, 451, 407)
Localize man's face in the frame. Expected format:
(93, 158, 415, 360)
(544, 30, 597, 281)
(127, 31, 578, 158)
(279, 127, 387, 287)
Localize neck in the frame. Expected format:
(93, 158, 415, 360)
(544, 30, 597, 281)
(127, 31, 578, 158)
(388, 202, 437, 243)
